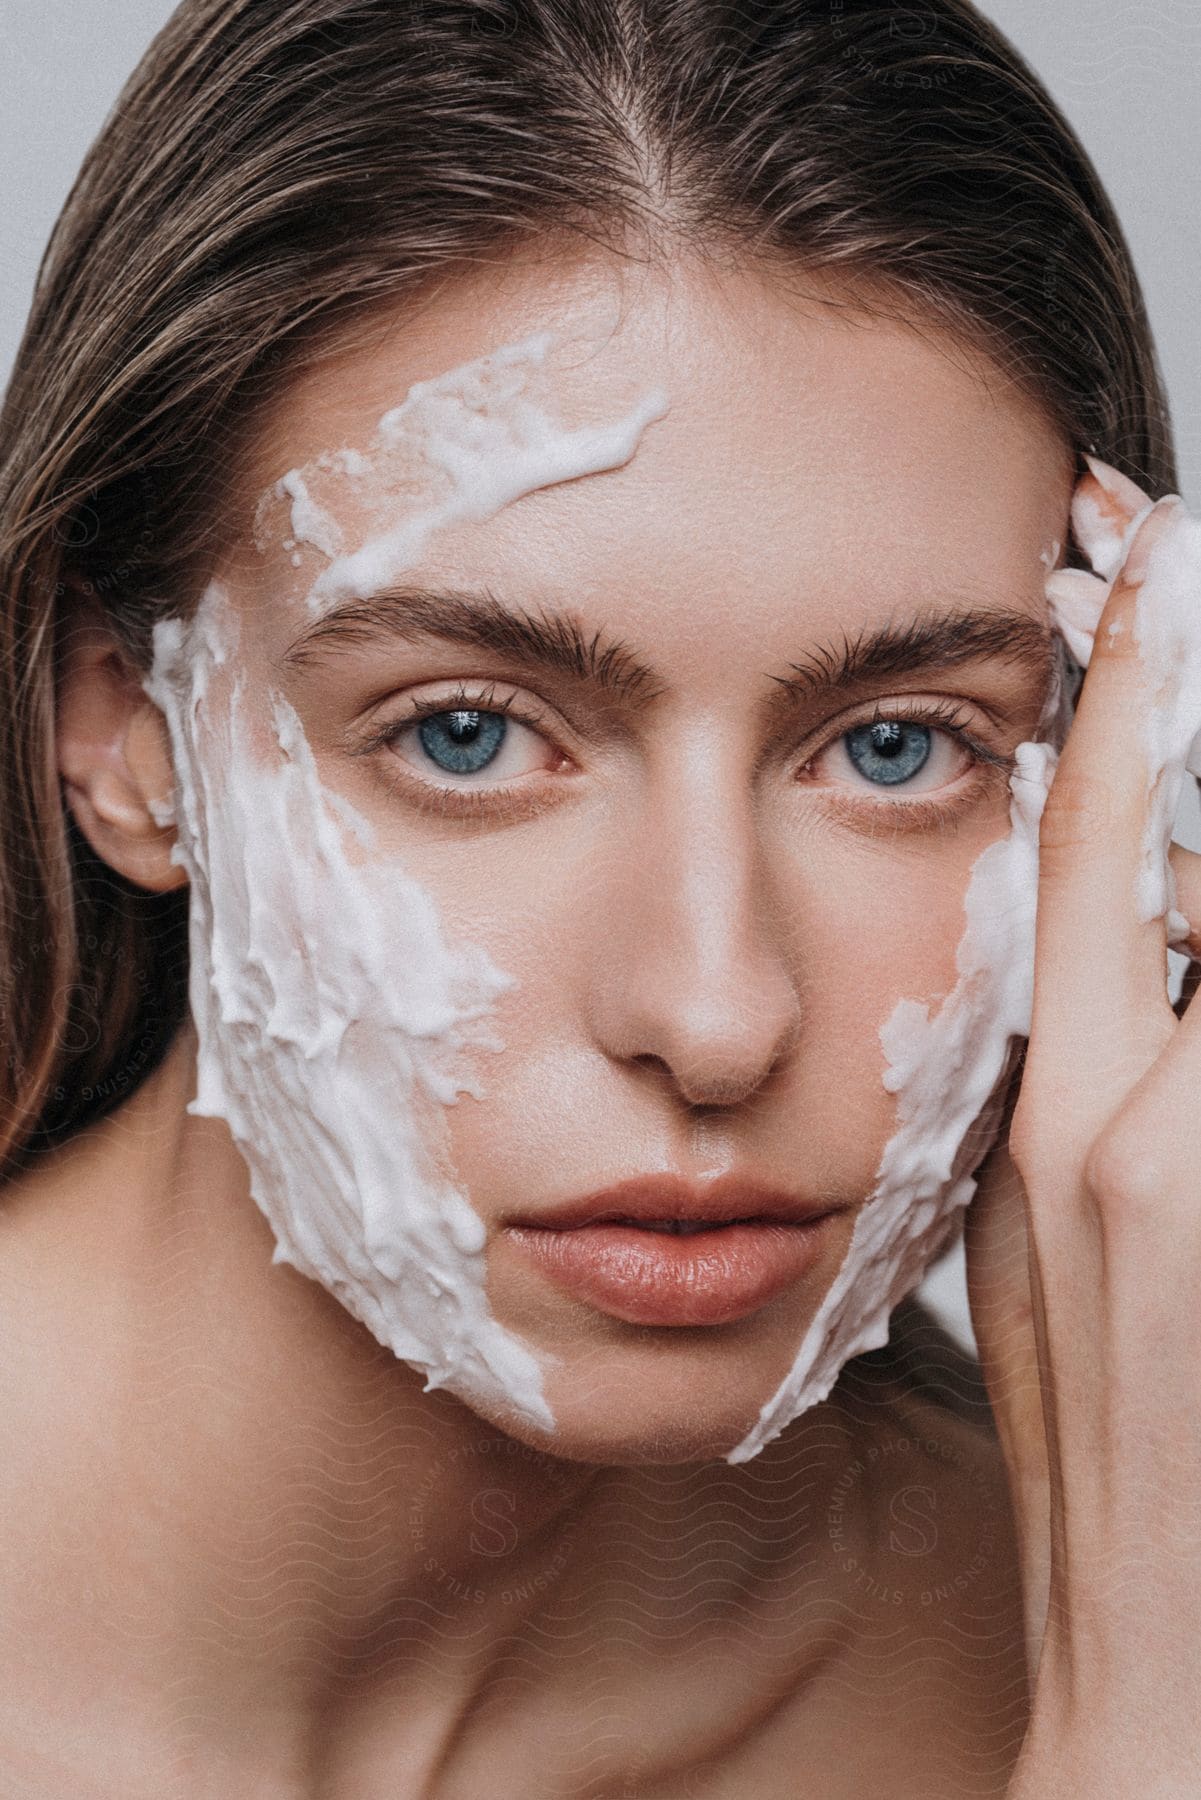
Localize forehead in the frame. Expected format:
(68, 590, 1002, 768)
(227, 251, 1074, 653)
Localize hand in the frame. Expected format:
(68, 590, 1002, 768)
(965, 460, 1201, 1795)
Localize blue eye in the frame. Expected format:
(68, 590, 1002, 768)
(416, 708, 507, 775)
(843, 720, 933, 787)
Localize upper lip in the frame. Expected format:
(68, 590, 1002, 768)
(507, 1173, 841, 1231)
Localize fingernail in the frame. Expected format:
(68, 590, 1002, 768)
(1121, 495, 1183, 584)
(1081, 454, 1153, 514)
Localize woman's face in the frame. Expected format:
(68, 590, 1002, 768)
(198, 250, 1072, 1462)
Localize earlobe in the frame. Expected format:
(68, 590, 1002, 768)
(56, 601, 186, 894)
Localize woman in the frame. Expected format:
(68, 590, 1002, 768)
(0, 1, 1195, 1793)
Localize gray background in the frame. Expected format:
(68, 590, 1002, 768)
(2, 1, 1197, 1349)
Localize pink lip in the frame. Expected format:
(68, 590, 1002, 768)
(504, 1219, 834, 1326)
(503, 1174, 844, 1327)
(506, 1172, 834, 1231)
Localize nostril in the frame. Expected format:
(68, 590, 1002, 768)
(655, 1062, 779, 1112)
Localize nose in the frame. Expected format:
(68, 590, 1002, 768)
(584, 751, 803, 1110)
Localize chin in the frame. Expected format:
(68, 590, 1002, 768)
(480, 1404, 776, 1469)
(463, 1325, 823, 1467)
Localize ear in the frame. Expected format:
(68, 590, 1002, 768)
(56, 593, 187, 894)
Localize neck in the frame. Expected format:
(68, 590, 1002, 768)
(0, 1030, 884, 1790)
(1, 1032, 602, 1765)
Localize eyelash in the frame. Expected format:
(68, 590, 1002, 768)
(802, 696, 1014, 831)
(364, 683, 1013, 825)
(365, 681, 562, 822)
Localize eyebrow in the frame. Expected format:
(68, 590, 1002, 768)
(777, 607, 1054, 698)
(282, 585, 663, 703)
(282, 582, 1053, 705)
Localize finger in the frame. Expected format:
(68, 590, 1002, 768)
(1026, 492, 1187, 1133)
(1044, 566, 1107, 671)
(1044, 458, 1155, 672)
(1074, 453, 1154, 582)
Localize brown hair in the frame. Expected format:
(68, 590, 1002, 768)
(0, 0, 1177, 1173)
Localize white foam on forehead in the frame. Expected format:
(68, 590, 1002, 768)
(279, 469, 343, 560)
(258, 330, 669, 614)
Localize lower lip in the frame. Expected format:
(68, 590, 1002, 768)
(503, 1219, 834, 1327)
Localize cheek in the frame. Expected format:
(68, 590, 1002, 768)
(778, 833, 985, 1179)
(812, 835, 975, 1019)
(404, 812, 999, 1214)
(394, 841, 596, 1182)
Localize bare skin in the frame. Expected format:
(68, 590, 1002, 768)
(3, 249, 1071, 1795)
(0, 1049, 1027, 1798)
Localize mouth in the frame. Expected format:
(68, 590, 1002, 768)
(510, 1171, 836, 1234)
(503, 1175, 845, 1326)
(583, 1215, 763, 1235)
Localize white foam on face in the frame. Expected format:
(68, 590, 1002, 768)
(729, 461, 1201, 1463)
(255, 449, 376, 561)
(278, 468, 343, 559)
(273, 331, 670, 612)
(146, 589, 559, 1429)
(161, 340, 1192, 1469)
(727, 735, 1059, 1463)
(148, 332, 670, 1435)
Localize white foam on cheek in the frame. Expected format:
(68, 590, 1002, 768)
(295, 332, 669, 610)
(726, 740, 1056, 1463)
(149, 341, 671, 1436)
(726, 586, 1077, 1463)
(727, 490, 1201, 1458)
(146, 586, 558, 1430)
